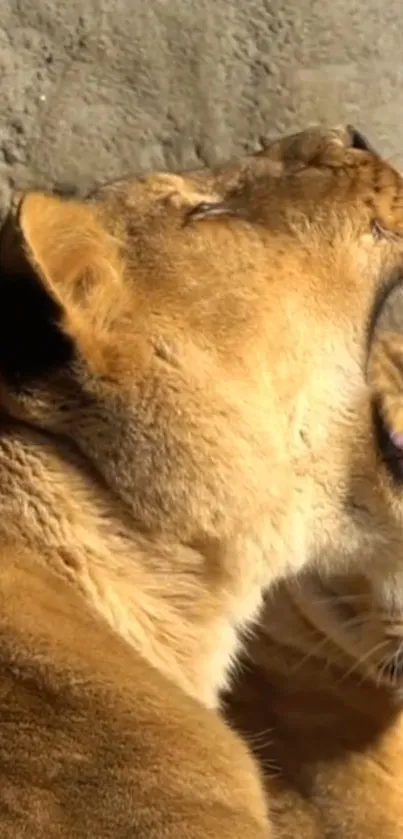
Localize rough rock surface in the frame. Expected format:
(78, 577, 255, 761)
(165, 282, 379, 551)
(0, 0, 401, 222)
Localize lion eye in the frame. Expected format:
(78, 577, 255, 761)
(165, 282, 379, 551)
(373, 402, 403, 482)
(186, 201, 231, 223)
(387, 431, 403, 480)
(389, 431, 403, 452)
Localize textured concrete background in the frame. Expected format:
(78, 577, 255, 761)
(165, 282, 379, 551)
(0, 0, 401, 219)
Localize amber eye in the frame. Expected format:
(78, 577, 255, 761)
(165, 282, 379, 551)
(390, 431, 403, 451)
(386, 433, 403, 481)
(373, 400, 403, 482)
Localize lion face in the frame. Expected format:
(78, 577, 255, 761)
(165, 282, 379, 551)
(1, 125, 403, 626)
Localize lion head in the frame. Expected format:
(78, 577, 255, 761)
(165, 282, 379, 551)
(1, 125, 403, 706)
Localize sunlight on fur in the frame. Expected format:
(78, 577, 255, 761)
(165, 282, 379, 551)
(0, 124, 403, 836)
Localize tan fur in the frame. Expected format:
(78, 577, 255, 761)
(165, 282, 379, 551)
(227, 290, 403, 836)
(224, 130, 403, 839)
(0, 124, 402, 836)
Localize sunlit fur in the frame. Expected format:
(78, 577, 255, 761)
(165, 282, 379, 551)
(227, 311, 403, 836)
(0, 125, 403, 836)
(224, 131, 403, 839)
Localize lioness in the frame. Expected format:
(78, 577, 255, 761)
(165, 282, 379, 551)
(0, 124, 400, 836)
(226, 135, 403, 838)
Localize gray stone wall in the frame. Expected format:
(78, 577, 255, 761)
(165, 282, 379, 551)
(0, 0, 401, 216)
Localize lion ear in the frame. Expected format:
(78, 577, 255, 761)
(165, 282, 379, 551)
(369, 333, 403, 438)
(16, 191, 114, 307)
(0, 191, 112, 388)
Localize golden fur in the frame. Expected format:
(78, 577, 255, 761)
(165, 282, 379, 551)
(0, 124, 402, 835)
(226, 152, 403, 837)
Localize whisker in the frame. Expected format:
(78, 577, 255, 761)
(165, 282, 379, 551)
(289, 634, 333, 673)
(260, 760, 282, 780)
(394, 639, 403, 687)
(308, 593, 369, 607)
(243, 726, 275, 747)
(378, 637, 403, 688)
(289, 612, 374, 674)
(336, 640, 390, 686)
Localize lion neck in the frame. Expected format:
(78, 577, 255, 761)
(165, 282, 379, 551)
(0, 421, 263, 708)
